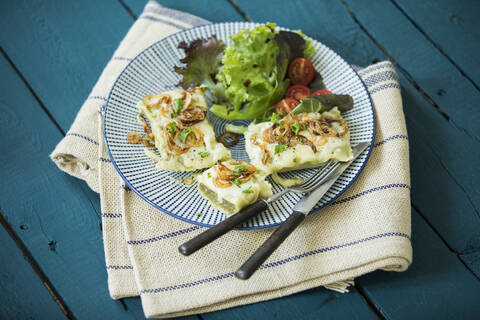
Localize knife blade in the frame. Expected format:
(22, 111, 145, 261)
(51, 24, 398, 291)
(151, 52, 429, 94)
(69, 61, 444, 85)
(293, 142, 370, 214)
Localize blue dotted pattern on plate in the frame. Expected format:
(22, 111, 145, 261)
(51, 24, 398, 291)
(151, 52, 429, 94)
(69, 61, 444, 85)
(104, 22, 375, 229)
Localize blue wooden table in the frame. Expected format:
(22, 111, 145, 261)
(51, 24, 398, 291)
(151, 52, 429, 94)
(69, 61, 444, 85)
(1, 0, 479, 318)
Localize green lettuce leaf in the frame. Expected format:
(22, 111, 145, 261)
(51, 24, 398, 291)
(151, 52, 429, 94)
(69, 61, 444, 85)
(211, 23, 285, 120)
(174, 24, 317, 121)
(293, 94, 354, 114)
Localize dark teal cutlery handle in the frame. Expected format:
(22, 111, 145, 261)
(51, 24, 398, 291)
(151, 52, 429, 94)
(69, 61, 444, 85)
(178, 199, 268, 256)
(235, 211, 306, 280)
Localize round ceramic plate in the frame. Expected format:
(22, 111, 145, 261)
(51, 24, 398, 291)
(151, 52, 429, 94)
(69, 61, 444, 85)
(104, 22, 375, 229)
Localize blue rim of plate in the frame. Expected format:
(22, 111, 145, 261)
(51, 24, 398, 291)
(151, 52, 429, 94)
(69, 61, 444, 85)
(103, 22, 376, 230)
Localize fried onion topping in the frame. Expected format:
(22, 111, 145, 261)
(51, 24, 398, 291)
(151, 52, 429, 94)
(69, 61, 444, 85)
(212, 160, 257, 188)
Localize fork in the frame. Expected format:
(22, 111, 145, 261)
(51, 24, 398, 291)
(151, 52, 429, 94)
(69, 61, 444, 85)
(178, 160, 341, 256)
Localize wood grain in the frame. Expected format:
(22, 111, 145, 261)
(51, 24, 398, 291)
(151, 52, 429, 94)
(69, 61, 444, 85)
(393, 0, 480, 88)
(344, 0, 480, 142)
(0, 213, 67, 319)
(357, 209, 480, 319)
(460, 250, 480, 277)
(0, 0, 134, 129)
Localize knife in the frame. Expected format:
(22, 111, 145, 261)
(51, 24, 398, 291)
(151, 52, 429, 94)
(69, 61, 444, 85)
(235, 142, 370, 280)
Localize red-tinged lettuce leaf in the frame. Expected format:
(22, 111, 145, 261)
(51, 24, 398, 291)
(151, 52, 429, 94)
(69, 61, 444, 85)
(274, 31, 325, 92)
(273, 31, 305, 80)
(309, 71, 326, 91)
(174, 36, 225, 90)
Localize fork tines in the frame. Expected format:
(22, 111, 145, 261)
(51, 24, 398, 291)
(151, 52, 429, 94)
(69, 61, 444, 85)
(299, 160, 340, 191)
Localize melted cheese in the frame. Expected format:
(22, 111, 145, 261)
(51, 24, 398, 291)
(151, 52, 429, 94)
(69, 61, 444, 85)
(137, 89, 231, 171)
(244, 108, 353, 174)
(196, 161, 272, 215)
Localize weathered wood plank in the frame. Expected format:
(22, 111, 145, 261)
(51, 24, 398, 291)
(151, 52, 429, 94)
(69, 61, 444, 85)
(357, 210, 480, 319)
(393, 0, 480, 88)
(0, 215, 67, 319)
(460, 250, 480, 277)
(341, 0, 480, 267)
(343, 0, 480, 194)
(123, 0, 244, 22)
(0, 0, 134, 130)
(402, 77, 480, 259)
(0, 53, 144, 319)
(344, 0, 480, 142)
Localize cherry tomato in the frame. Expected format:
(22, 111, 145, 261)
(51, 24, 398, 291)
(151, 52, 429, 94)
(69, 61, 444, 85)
(275, 98, 300, 116)
(286, 85, 311, 100)
(288, 58, 315, 85)
(312, 89, 332, 95)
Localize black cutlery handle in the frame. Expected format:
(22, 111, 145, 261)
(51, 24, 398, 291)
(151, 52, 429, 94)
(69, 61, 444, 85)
(178, 199, 268, 256)
(235, 211, 306, 280)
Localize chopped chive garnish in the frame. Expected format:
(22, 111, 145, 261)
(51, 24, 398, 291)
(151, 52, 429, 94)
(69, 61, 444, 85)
(242, 186, 254, 194)
(167, 122, 177, 134)
(231, 178, 242, 187)
(234, 165, 247, 175)
(290, 123, 300, 134)
(275, 144, 288, 154)
(171, 98, 184, 117)
(178, 128, 192, 143)
(270, 113, 280, 124)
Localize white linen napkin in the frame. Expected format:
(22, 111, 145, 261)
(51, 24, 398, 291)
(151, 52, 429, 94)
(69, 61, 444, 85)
(50, 1, 411, 318)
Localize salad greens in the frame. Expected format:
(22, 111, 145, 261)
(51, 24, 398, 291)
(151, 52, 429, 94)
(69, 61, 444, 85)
(211, 23, 284, 120)
(174, 36, 225, 89)
(292, 94, 354, 114)
(175, 23, 315, 121)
